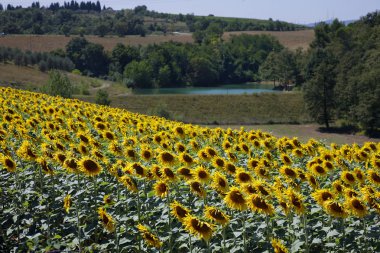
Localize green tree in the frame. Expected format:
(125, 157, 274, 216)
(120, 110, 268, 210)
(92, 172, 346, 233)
(43, 70, 73, 98)
(95, 89, 111, 105)
(303, 49, 337, 129)
(124, 60, 153, 88)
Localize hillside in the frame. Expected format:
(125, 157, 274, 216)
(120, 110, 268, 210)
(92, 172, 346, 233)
(0, 2, 305, 36)
(0, 30, 314, 52)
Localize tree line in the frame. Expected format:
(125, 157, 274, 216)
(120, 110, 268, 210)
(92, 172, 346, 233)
(303, 11, 380, 133)
(0, 3, 304, 36)
(0, 46, 74, 72)
(62, 33, 285, 87)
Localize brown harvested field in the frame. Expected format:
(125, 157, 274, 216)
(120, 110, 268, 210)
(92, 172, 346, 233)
(0, 30, 314, 52)
(217, 124, 379, 146)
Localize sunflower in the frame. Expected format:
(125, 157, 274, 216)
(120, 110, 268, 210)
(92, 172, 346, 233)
(281, 154, 292, 166)
(162, 167, 177, 182)
(279, 166, 297, 179)
(177, 167, 193, 180)
(1, 155, 16, 172)
(311, 189, 335, 206)
(222, 140, 232, 150)
(292, 148, 304, 158)
(225, 162, 237, 175)
(154, 181, 169, 198)
(310, 164, 327, 177)
(103, 194, 114, 205)
(205, 147, 218, 158)
(16, 141, 37, 161)
(370, 155, 380, 170)
(235, 168, 253, 185)
(323, 200, 348, 218)
(247, 158, 260, 170)
(130, 163, 146, 178)
(179, 153, 194, 166)
(136, 223, 163, 248)
(120, 175, 138, 193)
(212, 171, 229, 193)
(78, 156, 102, 176)
(204, 206, 230, 226)
(63, 157, 80, 174)
(354, 168, 365, 184)
(158, 151, 176, 166)
(98, 207, 115, 232)
(175, 142, 186, 153)
(197, 149, 210, 161)
(63, 194, 71, 213)
(253, 180, 271, 197)
(341, 171, 356, 185)
(36, 157, 54, 175)
(182, 215, 214, 241)
(271, 238, 288, 253)
(141, 148, 153, 161)
(322, 160, 334, 171)
(194, 166, 211, 183)
(103, 131, 115, 141)
(247, 194, 274, 216)
(173, 126, 186, 138)
(224, 186, 247, 211)
(286, 189, 305, 215)
(368, 169, 380, 186)
(54, 152, 67, 165)
(332, 180, 344, 194)
(125, 148, 138, 161)
(255, 166, 269, 179)
(170, 200, 191, 222)
(212, 156, 226, 169)
(188, 180, 206, 198)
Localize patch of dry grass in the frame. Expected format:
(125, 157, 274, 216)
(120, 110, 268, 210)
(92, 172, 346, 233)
(0, 30, 314, 52)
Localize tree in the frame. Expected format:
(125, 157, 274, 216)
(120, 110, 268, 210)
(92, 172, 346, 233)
(124, 60, 153, 88)
(259, 51, 280, 86)
(43, 70, 73, 98)
(188, 56, 219, 86)
(303, 49, 337, 129)
(95, 89, 111, 105)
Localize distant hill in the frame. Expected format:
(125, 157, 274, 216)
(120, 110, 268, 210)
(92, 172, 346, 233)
(304, 19, 357, 28)
(0, 1, 306, 36)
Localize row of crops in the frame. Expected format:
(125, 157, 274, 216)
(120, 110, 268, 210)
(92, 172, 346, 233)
(0, 87, 380, 252)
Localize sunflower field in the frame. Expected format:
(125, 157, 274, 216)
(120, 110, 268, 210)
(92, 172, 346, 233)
(1, 87, 380, 253)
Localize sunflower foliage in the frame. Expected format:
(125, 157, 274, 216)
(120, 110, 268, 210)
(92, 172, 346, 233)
(0, 87, 380, 253)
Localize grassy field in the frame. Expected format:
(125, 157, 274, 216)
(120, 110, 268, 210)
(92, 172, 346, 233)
(0, 63, 129, 96)
(0, 30, 314, 52)
(78, 92, 310, 125)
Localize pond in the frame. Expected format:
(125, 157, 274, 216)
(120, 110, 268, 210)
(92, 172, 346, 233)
(131, 83, 280, 95)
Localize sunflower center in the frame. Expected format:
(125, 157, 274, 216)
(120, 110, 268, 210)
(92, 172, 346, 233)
(66, 159, 78, 169)
(5, 158, 15, 168)
(230, 191, 245, 204)
(210, 210, 225, 221)
(198, 171, 208, 179)
(371, 172, 380, 183)
(345, 173, 355, 182)
(315, 166, 325, 174)
(83, 159, 99, 172)
(218, 178, 226, 188)
(161, 152, 174, 162)
(158, 183, 167, 193)
(258, 185, 269, 196)
(164, 168, 175, 178)
(226, 164, 236, 173)
(175, 206, 188, 218)
(183, 154, 193, 163)
(191, 219, 211, 233)
(330, 202, 344, 213)
(252, 196, 269, 209)
(215, 159, 224, 167)
(238, 172, 251, 182)
(321, 192, 333, 201)
(285, 168, 296, 177)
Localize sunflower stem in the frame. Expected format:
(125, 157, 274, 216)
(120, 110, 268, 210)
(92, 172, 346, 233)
(38, 164, 51, 243)
(167, 189, 172, 253)
(341, 218, 345, 251)
(243, 212, 247, 253)
(207, 239, 211, 253)
(222, 226, 227, 253)
(14, 169, 21, 245)
(76, 174, 82, 253)
(115, 183, 120, 253)
(265, 215, 270, 251)
(137, 190, 142, 253)
(189, 234, 192, 253)
(303, 214, 309, 253)
(363, 218, 367, 252)
(93, 176, 98, 244)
